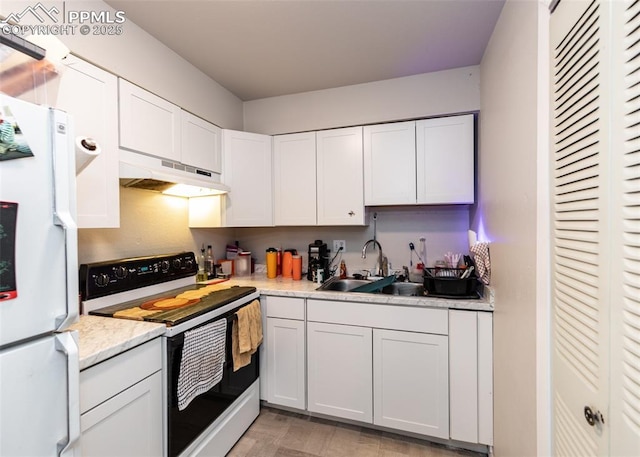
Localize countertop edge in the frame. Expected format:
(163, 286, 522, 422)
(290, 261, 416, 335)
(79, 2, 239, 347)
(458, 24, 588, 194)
(217, 275, 495, 312)
(69, 315, 165, 370)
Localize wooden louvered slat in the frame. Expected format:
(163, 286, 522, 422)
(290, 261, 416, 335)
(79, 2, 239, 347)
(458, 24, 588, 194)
(620, 0, 640, 439)
(555, 393, 598, 456)
(551, 0, 609, 455)
(610, 0, 640, 453)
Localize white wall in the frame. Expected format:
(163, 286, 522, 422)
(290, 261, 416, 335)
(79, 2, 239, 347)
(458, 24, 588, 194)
(243, 66, 480, 134)
(476, 1, 541, 456)
(236, 67, 482, 278)
(0, 0, 246, 264)
(78, 187, 234, 264)
(0, 0, 244, 129)
(232, 206, 471, 276)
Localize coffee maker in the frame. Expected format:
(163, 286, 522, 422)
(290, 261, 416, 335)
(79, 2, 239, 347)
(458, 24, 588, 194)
(307, 240, 329, 282)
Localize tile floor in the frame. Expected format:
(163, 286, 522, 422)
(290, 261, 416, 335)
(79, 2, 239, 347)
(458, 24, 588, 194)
(228, 407, 487, 457)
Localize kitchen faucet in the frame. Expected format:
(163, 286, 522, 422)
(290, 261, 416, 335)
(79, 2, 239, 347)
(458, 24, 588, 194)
(361, 239, 388, 277)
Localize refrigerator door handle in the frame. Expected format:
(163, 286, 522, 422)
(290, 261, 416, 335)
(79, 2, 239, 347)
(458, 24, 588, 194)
(51, 110, 80, 330)
(53, 209, 79, 330)
(55, 331, 81, 457)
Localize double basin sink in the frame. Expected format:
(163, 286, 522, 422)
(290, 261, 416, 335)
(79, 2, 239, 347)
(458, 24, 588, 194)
(317, 277, 425, 297)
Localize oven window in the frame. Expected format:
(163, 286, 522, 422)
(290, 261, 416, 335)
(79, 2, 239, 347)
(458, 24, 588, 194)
(0, 202, 17, 301)
(166, 312, 259, 457)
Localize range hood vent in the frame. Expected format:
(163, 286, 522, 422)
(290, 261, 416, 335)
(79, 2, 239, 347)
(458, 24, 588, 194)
(120, 178, 176, 192)
(119, 149, 230, 197)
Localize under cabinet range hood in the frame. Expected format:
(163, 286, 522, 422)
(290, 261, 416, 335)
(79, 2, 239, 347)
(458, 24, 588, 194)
(119, 149, 230, 198)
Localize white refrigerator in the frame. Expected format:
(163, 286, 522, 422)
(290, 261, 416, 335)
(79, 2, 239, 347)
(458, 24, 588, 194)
(0, 93, 80, 456)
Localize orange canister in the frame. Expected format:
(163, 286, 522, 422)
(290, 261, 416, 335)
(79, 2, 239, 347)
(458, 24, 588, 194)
(292, 255, 302, 280)
(266, 248, 277, 279)
(282, 251, 293, 278)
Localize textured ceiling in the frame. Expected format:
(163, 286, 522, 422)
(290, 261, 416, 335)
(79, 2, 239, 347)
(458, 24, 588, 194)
(105, 1, 505, 101)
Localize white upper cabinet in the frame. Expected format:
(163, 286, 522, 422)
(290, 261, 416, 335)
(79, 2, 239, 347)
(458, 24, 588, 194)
(364, 121, 417, 205)
(316, 126, 365, 225)
(273, 132, 317, 225)
(56, 55, 120, 228)
(416, 114, 475, 204)
(363, 115, 475, 206)
(181, 110, 222, 173)
(118, 79, 181, 162)
(222, 129, 273, 227)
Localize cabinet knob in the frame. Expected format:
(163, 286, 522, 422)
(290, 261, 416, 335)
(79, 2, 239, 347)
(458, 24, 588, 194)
(348, 211, 355, 216)
(584, 406, 604, 426)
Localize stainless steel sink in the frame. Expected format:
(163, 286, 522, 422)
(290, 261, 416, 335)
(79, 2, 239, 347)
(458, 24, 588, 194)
(380, 282, 425, 296)
(317, 277, 425, 296)
(316, 278, 372, 292)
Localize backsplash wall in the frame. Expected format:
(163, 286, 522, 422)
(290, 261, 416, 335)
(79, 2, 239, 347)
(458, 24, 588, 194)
(79, 189, 471, 276)
(232, 206, 471, 275)
(78, 187, 234, 264)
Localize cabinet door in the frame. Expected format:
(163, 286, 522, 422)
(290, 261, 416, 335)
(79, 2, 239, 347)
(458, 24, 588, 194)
(307, 321, 372, 422)
(56, 56, 119, 228)
(364, 121, 416, 205)
(449, 310, 494, 446)
(416, 114, 474, 204)
(316, 127, 365, 225)
(119, 79, 181, 162)
(266, 318, 306, 409)
(373, 329, 449, 439)
(80, 371, 163, 457)
(222, 129, 273, 227)
(181, 110, 222, 173)
(449, 310, 478, 443)
(273, 132, 317, 225)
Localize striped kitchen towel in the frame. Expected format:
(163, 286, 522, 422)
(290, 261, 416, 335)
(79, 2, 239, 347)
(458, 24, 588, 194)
(177, 318, 227, 411)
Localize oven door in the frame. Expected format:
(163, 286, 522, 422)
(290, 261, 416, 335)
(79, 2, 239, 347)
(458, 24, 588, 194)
(166, 308, 259, 457)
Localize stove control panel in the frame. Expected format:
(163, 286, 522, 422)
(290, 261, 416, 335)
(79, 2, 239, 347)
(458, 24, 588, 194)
(79, 252, 197, 300)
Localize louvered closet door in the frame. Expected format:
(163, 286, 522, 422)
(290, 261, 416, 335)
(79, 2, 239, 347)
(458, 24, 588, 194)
(610, 0, 640, 454)
(551, 1, 611, 455)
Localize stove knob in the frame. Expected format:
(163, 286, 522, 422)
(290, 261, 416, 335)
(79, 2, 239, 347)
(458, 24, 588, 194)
(95, 273, 110, 287)
(114, 266, 128, 279)
(184, 259, 194, 270)
(173, 258, 183, 269)
(161, 260, 170, 272)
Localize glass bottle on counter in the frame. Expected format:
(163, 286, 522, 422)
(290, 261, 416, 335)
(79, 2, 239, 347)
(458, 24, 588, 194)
(205, 245, 215, 279)
(197, 245, 208, 282)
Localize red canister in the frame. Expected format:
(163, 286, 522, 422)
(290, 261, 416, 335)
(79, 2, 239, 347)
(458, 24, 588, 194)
(282, 251, 293, 278)
(292, 255, 302, 280)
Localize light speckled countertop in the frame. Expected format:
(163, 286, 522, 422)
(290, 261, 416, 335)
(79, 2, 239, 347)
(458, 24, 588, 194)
(72, 273, 493, 370)
(217, 274, 494, 312)
(68, 315, 165, 370)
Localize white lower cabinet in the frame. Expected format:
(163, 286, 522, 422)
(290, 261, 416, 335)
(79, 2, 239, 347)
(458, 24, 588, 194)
(268, 297, 492, 450)
(264, 296, 306, 409)
(267, 318, 306, 409)
(449, 310, 494, 446)
(307, 321, 373, 423)
(373, 329, 449, 439)
(79, 338, 163, 457)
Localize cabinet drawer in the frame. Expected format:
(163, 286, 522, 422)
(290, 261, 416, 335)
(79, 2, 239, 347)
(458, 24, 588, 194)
(80, 338, 162, 413)
(307, 299, 448, 335)
(265, 296, 305, 320)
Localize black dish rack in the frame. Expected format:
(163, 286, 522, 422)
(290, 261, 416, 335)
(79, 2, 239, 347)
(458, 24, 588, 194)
(423, 267, 482, 298)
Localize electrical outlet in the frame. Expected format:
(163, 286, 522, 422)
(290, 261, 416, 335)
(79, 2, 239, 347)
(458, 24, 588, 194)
(333, 240, 346, 253)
